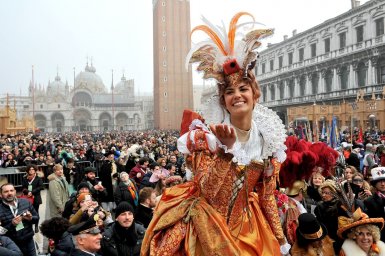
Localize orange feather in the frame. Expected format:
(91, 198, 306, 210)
(191, 25, 227, 56)
(228, 12, 254, 55)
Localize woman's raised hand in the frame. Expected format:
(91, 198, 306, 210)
(210, 124, 236, 150)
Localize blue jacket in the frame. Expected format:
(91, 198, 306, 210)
(0, 198, 39, 243)
(0, 235, 22, 256)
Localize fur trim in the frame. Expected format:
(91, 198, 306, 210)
(341, 239, 385, 256)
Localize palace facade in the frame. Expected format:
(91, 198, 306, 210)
(255, 0, 385, 130)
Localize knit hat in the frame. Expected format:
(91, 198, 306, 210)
(77, 192, 91, 204)
(115, 201, 134, 217)
(77, 182, 90, 191)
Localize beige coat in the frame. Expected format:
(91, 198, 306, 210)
(48, 174, 69, 218)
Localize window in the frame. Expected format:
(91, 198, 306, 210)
(356, 25, 364, 43)
(58, 104, 60, 108)
(339, 32, 346, 48)
(311, 43, 317, 57)
(299, 48, 304, 62)
(161, 16, 166, 22)
(163, 76, 167, 82)
(162, 46, 166, 51)
(40, 104, 43, 109)
(376, 18, 384, 37)
(288, 52, 293, 65)
(162, 1, 166, 6)
(262, 63, 266, 74)
(324, 38, 330, 53)
(278, 56, 283, 68)
(164, 92, 168, 97)
(270, 60, 274, 71)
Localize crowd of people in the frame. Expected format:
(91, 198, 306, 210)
(2, 10, 385, 256)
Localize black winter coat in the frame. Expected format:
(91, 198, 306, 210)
(114, 180, 138, 208)
(364, 193, 385, 241)
(51, 231, 74, 256)
(21, 175, 44, 205)
(101, 222, 145, 256)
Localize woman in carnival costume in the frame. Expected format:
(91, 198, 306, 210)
(141, 12, 290, 256)
(337, 208, 385, 256)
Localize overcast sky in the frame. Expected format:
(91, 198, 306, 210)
(0, 0, 369, 97)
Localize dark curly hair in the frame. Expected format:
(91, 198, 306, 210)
(40, 217, 71, 242)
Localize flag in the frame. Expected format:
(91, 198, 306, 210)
(321, 122, 326, 140)
(307, 120, 313, 142)
(314, 120, 319, 142)
(329, 116, 338, 148)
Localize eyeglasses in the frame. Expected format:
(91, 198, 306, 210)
(353, 179, 363, 183)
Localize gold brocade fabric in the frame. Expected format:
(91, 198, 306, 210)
(141, 131, 283, 256)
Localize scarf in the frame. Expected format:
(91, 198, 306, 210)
(124, 180, 138, 206)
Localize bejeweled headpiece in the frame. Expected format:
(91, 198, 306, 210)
(186, 12, 273, 84)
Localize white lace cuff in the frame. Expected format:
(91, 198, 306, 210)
(177, 128, 217, 154)
(280, 242, 291, 255)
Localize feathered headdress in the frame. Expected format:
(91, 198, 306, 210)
(186, 12, 273, 84)
(279, 136, 318, 188)
(279, 136, 340, 188)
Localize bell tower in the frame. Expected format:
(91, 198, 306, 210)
(153, 0, 193, 130)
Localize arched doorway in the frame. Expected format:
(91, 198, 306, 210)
(73, 109, 92, 131)
(51, 112, 65, 132)
(99, 112, 112, 131)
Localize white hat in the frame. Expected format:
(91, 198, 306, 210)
(371, 167, 385, 185)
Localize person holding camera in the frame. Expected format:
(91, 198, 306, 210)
(21, 164, 44, 233)
(0, 183, 39, 256)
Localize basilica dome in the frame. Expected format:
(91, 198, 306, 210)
(114, 75, 134, 97)
(46, 74, 67, 97)
(74, 63, 106, 93)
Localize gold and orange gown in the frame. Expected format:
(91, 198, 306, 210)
(141, 130, 285, 256)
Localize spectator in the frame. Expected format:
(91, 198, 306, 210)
(114, 172, 138, 209)
(82, 167, 106, 203)
(290, 213, 334, 256)
(62, 182, 92, 219)
(129, 157, 149, 188)
(40, 217, 73, 256)
(48, 164, 70, 218)
(305, 171, 324, 214)
(0, 183, 39, 256)
(68, 216, 102, 256)
(346, 146, 361, 171)
(101, 202, 145, 256)
(135, 187, 156, 228)
(99, 152, 117, 212)
(314, 180, 342, 252)
(349, 172, 372, 201)
(364, 166, 385, 242)
(363, 143, 377, 178)
(21, 164, 44, 233)
(0, 221, 22, 256)
(2, 153, 17, 168)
